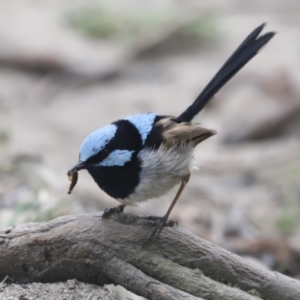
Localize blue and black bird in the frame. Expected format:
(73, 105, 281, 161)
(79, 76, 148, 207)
(67, 24, 275, 238)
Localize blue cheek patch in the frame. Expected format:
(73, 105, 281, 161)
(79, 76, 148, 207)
(124, 113, 156, 144)
(80, 124, 117, 161)
(99, 149, 134, 167)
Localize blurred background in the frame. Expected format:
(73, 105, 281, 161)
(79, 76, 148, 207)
(0, 0, 300, 292)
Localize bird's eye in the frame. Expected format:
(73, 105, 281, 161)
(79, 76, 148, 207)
(85, 147, 110, 164)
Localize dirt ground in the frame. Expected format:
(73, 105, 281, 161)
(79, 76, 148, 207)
(0, 0, 300, 298)
(0, 280, 120, 300)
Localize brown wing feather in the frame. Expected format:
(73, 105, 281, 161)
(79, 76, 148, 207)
(157, 117, 216, 148)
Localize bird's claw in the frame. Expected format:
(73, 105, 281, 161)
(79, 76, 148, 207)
(142, 216, 178, 227)
(143, 216, 178, 243)
(165, 219, 178, 227)
(102, 205, 124, 220)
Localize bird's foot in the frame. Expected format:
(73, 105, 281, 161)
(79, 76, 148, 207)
(143, 215, 178, 227)
(144, 216, 177, 242)
(102, 205, 125, 220)
(165, 219, 178, 227)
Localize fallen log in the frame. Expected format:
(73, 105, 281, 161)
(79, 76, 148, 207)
(0, 212, 299, 300)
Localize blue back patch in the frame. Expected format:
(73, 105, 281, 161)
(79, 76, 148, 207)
(124, 113, 156, 144)
(80, 124, 117, 161)
(98, 149, 134, 167)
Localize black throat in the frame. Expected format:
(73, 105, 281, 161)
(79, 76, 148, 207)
(86, 156, 141, 199)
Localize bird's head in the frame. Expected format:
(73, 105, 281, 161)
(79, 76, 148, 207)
(70, 123, 137, 171)
(67, 121, 141, 195)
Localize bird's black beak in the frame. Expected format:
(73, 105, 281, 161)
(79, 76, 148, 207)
(69, 161, 86, 172)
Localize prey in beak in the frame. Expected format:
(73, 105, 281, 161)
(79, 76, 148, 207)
(67, 161, 86, 194)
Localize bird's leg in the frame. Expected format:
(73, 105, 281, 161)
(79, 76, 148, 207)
(146, 174, 190, 241)
(102, 204, 125, 220)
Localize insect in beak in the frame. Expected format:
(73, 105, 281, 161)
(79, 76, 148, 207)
(66, 161, 86, 194)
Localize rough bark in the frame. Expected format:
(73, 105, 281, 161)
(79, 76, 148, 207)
(0, 212, 299, 300)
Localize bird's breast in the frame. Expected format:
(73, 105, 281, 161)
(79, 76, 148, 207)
(118, 144, 194, 205)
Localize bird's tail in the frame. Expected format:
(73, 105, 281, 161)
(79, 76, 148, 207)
(175, 23, 276, 123)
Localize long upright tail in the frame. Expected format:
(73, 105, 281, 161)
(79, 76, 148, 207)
(175, 23, 276, 123)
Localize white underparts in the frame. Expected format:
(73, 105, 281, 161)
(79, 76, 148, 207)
(117, 144, 194, 205)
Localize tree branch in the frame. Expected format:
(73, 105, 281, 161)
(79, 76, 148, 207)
(0, 212, 299, 300)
